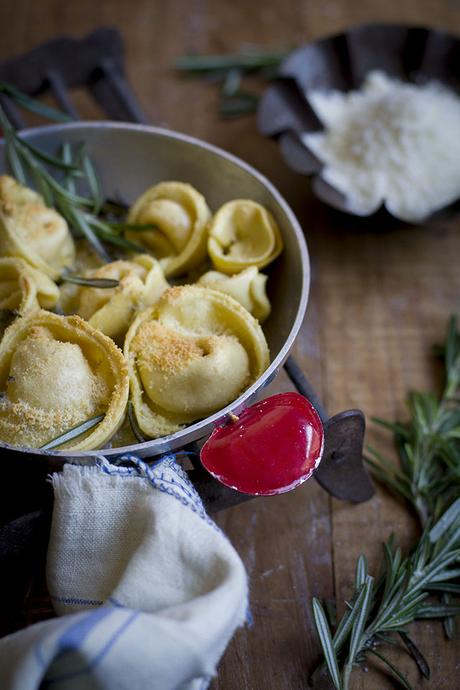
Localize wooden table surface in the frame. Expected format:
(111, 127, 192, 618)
(1, 1, 460, 688)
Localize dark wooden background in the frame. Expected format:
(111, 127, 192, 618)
(0, 0, 459, 688)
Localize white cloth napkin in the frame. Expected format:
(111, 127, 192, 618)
(0, 456, 248, 690)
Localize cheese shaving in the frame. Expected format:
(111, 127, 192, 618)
(303, 71, 460, 222)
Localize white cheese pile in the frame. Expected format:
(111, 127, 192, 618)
(302, 71, 460, 222)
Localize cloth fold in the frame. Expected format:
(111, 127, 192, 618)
(0, 456, 248, 690)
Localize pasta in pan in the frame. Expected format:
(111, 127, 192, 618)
(198, 266, 271, 322)
(207, 200, 283, 274)
(0, 175, 75, 279)
(64, 255, 169, 344)
(126, 181, 211, 277)
(0, 257, 59, 314)
(125, 285, 270, 439)
(0, 311, 129, 450)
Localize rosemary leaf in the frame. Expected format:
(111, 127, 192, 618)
(398, 632, 430, 679)
(345, 576, 374, 670)
(82, 151, 103, 214)
(60, 274, 119, 289)
(40, 414, 104, 450)
(219, 91, 259, 118)
(92, 228, 144, 253)
(101, 198, 129, 215)
(66, 207, 111, 262)
(312, 598, 342, 690)
(4, 132, 26, 183)
(355, 554, 367, 589)
(19, 137, 81, 172)
(415, 604, 460, 619)
(429, 497, 460, 542)
(367, 649, 415, 690)
(0, 81, 72, 122)
(175, 50, 289, 74)
(61, 142, 77, 194)
(442, 593, 457, 639)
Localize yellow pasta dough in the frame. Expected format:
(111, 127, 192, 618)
(0, 257, 59, 314)
(0, 175, 75, 279)
(0, 310, 129, 450)
(126, 181, 211, 277)
(65, 255, 169, 344)
(207, 199, 283, 274)
(198, 266, 271, 322)
(125, 285, 270, 439)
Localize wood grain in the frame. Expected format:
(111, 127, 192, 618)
(0, 0, 459, 687)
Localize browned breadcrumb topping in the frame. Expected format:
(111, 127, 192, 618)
(132, 321, 204, 375)
(0, 322, 117, 446)
(0, 398, 100, 447)
(161, 284, 198, 304)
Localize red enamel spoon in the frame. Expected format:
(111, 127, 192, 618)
(200, 392, 324, 496)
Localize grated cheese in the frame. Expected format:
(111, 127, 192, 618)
(303, 71, 460, 222)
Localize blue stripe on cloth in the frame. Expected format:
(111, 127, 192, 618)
(55, 608, 114, 658)
(50, 596, 103, 607)
(34, 609, 112, 672)
(108, 596, 125, 608)
(42, 611, 139, 685)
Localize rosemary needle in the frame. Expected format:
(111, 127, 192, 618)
(40, 415, 104, 450)
(60, 274, 120, 289)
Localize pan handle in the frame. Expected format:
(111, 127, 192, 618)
(284, 356, 374, 502)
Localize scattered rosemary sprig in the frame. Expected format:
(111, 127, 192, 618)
(366, 316, 460, 526)
(0, 81, 141, 261)
(176, 47, 291, 118)
(313, 316, 460, 688)
(312, 500, 460, 690)
(40, 414, 104, 450)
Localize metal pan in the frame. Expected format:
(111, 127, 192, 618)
(0, 121, 310, 475)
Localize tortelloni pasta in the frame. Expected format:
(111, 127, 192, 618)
(0, 176, 75, 280)
(125, 285, 270, 439)
(66, 255, 169, 344)
(126, 182, 211, 277)
(207, 200, 283, 274)
(0, 311, 129, 450)
(0, 257, 59, 314)
(198, 267, 271, 322)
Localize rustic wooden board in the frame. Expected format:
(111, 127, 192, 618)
(0, 0, 459, 687)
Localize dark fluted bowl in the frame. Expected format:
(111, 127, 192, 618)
(258, 23, 460, 221)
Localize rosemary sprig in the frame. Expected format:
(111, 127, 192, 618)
(365, 316, 460, 526)
(313, 317, 460, 688)
(176, 47, 291, 118)
(0, 83, 141, 261)
(312, 503, 460, 690)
